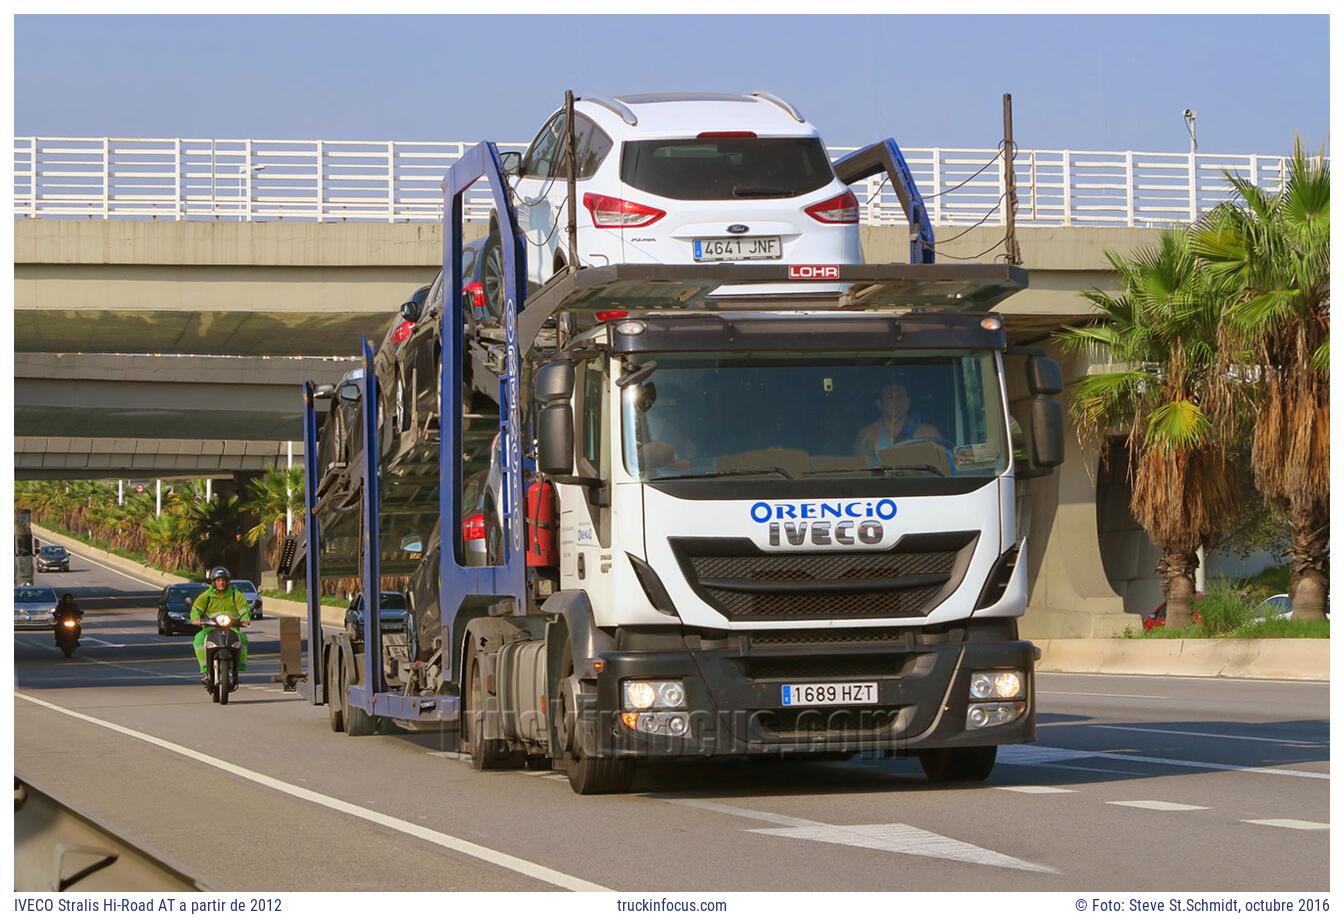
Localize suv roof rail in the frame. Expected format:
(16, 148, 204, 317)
(576, 95, 638, 126)
(748, 90, 805, 123)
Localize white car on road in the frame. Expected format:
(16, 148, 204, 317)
(481, 91, 862, 312)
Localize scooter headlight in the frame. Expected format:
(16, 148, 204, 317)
(214, 614, 233, 627)
(61, 619, 77, 628)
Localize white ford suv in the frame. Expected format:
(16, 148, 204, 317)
(482, 91, 862, 310)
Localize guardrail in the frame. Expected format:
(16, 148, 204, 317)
(14, 136, 1299, 228)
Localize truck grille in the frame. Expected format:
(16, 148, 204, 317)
(670, 533, 977, 622)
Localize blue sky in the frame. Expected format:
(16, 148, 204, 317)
(14, 14, 1329, 153)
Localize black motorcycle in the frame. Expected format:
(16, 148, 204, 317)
(54, 614, 81, 659)
(201, 613, 244, 705)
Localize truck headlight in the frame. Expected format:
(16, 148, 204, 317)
(622, 679, 685, 711)
(970, 670, 1024, 700)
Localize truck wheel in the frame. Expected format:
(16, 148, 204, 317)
(465, 656, 510, 770)
(555, 651, 633, 794)
(327, 652, 344, 732)
(918, 746, 997, 783)
(563, 749, 634, 795)
(342, 654, 377, 736)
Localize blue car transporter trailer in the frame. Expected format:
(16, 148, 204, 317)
(294, 130, 1031, 756)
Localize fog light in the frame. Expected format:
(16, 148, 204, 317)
(967, 702, 1025, 730)
(632, 711, 690, 736)
(970, 670, 1024, 700)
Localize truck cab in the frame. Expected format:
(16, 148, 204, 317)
(526, 308, 1062, 784)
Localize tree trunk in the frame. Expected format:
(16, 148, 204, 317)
(1157, 549, 1199, 629)
(1288, 505, 1329, 621)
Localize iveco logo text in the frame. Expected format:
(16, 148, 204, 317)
(750, 500, 897, 547)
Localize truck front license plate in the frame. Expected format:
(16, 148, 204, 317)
(693, 236, 782, 261)
(781, 682, 878, 707)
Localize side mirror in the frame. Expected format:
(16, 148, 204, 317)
(538, 403, 575, 475)
(534, 362, 575, 403)
(500, 151, 523, 176)
(1029, 394, 1065, 470)
(1027, 356, 1063, 395)
(400, 299, 421, 322)
(400, 535, 423, 554)
(338, 383, 362, 402)
(313, 384, 336, 399)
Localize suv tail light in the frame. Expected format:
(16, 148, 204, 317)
(595, 310, 629, 322)
(462, 513, 486, 543)
(463, 281, 486, 308)
(583, 192, 666, 229)
(390, 320, 415, 345)
(804, 190, 859, 224)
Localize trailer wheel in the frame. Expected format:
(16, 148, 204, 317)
(465, 655, 510, 770)
(918, 746, 997, 783)
(326, 652, 344, 732)
(341, 653, 377, 737)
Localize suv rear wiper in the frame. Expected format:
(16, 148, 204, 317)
(731, 185, 792, 198)
(649, 466, 795, 481)
(806, 464, 946, 478)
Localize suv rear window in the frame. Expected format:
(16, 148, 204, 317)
(620, 137, 834, 201)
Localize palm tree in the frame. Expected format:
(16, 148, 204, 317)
(242, 465, 306, 568)
(1058, 230, 1241, 628)
(1191, 141, 1330, 620)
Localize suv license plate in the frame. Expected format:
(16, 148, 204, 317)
(781, 682, 878, 707)
(693, 236, 781, 261)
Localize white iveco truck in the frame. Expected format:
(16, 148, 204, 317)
(295, 132, 1065, 796)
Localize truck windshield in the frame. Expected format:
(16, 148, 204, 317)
(620, 351, 1010, 482)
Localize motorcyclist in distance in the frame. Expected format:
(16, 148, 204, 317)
(189, 566, 251, 687)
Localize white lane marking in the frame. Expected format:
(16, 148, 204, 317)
(663, 797, 1054, 873)
(1037, 691, 1168, 700)
(1089, 724, 1328, 746)
(666, 798, 827, 828)
(1241, 818, 1329, 831)
(998, 744, 1327, 780)
(61, 550, 167, 589)
(749, 823, 1056, 874)
(995, 785, 1074, 794)
(15, 693, 611, 892)
(1108, 800, 1209, 812)
(81, 637, 127, 648)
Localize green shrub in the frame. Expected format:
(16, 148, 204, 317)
(1195, 580, 1259, 633)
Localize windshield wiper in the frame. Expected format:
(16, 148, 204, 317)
(649, 466, 795, 482)
(731, 185, 791, 198)
(805, 464, 947, 478)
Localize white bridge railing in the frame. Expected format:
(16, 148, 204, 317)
(13, 136, 1298, 228)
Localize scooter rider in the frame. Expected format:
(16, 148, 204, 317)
(190, 566, 251, 686)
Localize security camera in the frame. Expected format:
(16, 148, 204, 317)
(1183, 108, 1197, 119)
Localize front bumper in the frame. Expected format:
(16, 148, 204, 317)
(573, 626, 1035, 758)
(36, 562, 69, 572)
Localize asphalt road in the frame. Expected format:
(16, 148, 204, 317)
(13, 551, 1331, 891)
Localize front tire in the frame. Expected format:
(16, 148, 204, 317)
(481, 224, 505, 322)
(918, 746, 997, 783)
(556, 649, 634, 795)
(216, 657, 231, 705)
